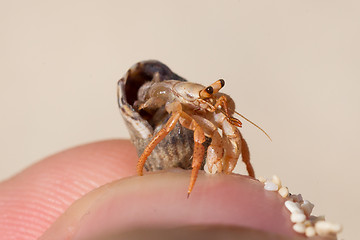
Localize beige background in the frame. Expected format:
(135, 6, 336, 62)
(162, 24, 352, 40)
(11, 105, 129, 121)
(0, 1, 359, 239)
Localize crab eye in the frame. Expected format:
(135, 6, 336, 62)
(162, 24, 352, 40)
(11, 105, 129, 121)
(205, 86, 213, 94)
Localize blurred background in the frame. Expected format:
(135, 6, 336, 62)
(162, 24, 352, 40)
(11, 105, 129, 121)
(0, 1, 359, 239)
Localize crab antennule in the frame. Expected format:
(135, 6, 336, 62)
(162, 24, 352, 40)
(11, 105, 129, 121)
(218, 108, 243, 128)
(229, 116, 243, 128)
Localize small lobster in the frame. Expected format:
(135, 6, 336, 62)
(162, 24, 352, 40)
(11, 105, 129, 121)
(118, 60, 269, 197)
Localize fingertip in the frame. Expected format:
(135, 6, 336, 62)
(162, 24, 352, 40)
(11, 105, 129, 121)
(40, 171, 297, 240)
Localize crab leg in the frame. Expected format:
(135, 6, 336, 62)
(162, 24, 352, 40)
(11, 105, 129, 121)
(205, 131, 223, 173)
(136, 110, 181, 176)
(192, 115, 224, 174)
(221, 118, 242, 172)
(179, 112, 206, 197)
(213, 96, 255, 177)
(240, 135, 254, 177)
(219, 116, 254, 177)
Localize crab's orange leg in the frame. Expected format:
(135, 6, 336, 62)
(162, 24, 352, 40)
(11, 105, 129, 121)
(179, 112, 206, 197)
(137, 111, 181, 176)
(192, 115, 224, 174)
(188, 124, 205, 197)
(240, 136, 255, 178)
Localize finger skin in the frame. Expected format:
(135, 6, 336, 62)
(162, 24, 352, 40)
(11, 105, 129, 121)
(0, 140, 138, 240)
(0, 140, 332, 240)
(39, 171, 296, 240)
(39, 171, 331, 240)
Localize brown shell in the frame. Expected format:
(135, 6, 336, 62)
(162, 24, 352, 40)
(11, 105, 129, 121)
(118, 60, 209, 171)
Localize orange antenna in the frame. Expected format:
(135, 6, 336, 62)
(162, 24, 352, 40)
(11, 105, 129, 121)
(234, 110, 272, 141)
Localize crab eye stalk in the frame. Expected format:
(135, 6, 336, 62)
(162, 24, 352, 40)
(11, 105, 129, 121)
(200, 79, 225, 99)
(219, 79, 225, 88)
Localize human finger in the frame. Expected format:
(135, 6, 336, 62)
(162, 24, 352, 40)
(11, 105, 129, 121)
(0, 140, 138, 239)
(39, 171, 330, 240)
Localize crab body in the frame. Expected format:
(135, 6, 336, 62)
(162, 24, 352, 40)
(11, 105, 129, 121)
(118, 60, 254, 196)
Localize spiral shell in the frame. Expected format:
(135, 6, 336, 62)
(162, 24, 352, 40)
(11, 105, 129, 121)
(118, 60, 208, 171)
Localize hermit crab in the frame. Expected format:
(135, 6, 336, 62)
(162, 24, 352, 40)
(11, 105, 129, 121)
(118, 60, 269, 196)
